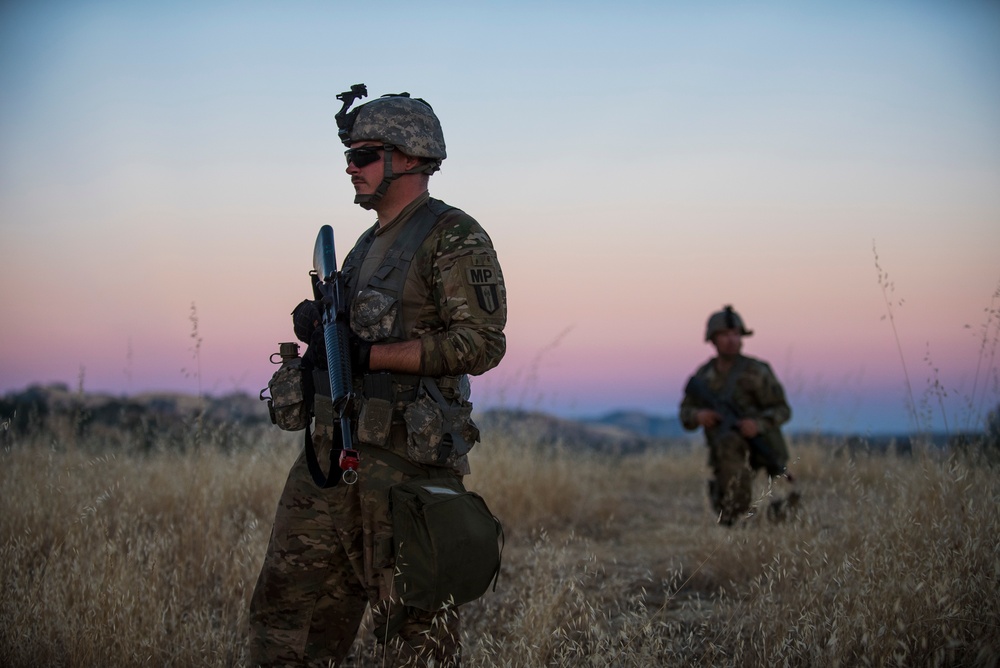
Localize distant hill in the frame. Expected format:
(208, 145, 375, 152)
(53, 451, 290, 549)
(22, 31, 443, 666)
(1, 385, 690, 454)
(475, 408, 690, 454)
(0, 383, 271, 435)
(581, 410, 687, 439)
(3, 384, 994, 455)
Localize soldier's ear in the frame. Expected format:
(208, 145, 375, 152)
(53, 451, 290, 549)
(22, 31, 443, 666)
(398, 152, 423, 172)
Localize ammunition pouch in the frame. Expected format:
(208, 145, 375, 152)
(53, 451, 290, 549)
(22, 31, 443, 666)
(312, 369, 480, 471)
(311, 367, 354, 420)
(357, 373, 396, 447)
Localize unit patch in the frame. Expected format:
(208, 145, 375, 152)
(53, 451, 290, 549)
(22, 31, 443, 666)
(466, 261, 499, 314)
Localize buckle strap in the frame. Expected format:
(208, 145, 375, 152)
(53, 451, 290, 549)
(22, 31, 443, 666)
(359, 372, 461, 403)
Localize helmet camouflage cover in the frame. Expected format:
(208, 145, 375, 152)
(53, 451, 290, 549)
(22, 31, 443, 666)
(705, 305, 753, 341)
(343, 94, 446, 168)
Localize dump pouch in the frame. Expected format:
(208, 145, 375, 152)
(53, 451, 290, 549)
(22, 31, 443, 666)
(389, 476, 503, 611)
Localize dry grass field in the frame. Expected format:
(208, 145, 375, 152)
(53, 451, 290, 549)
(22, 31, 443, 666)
(2, 419, 999, 667)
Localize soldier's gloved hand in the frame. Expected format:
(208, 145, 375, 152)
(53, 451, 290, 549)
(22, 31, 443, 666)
(303, 327, 327, 370)
(696, 409, 721, 428)
(738, 418, 760, 439)
(349, 335, 372, 373)
(291, 300, 322, 344)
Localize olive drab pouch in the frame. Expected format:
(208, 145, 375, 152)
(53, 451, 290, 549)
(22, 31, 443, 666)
(260, 342, 310, 432)
(403, 378, 480, 469)
(390, 476, 503, 611)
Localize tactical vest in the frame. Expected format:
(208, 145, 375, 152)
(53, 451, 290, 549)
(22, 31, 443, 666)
(310, 198, 478, 478)
(333, 198, 467, 404)
(341, 198, 455, 343)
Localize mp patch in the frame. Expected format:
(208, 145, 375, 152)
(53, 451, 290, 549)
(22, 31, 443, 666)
(466, 262, 500, 314)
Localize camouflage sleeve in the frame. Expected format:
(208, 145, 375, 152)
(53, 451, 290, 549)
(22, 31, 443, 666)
(417, 209, 507, 377)
(677, 378, 702, 431)
(751, 361, 792, 431)
(679, 391, 702, 431)
(678, 363, 711, 431)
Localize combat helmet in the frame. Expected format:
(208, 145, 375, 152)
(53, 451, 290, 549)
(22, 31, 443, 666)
(705, 305, 753, 341)
(335, 83, 446, 209)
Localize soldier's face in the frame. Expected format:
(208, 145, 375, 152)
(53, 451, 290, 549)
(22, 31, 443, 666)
(346, 141, 386, 195)
(711, 329, 742, 357)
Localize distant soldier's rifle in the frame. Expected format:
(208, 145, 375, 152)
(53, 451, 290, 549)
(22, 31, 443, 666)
(684, 374, 789, 478)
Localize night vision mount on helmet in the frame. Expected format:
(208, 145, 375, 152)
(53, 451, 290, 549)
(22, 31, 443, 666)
(705, 305, 753, 341)
(335, 83, 447, 210)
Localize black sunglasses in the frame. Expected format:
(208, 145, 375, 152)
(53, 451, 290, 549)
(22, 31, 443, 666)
(344, 145, 385, 168)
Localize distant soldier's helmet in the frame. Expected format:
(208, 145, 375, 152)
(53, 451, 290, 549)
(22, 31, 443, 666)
(705, 305, 753, 341)
(335, 84, 446, 209)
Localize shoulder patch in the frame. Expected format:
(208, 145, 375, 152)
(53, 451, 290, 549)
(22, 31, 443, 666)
(464, 256, 500, 314)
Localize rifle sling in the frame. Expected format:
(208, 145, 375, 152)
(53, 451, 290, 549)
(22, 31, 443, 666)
(304, 393, 340, 488)
(304, 422, 340, 489)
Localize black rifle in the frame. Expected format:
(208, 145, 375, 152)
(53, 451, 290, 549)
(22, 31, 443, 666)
(684, 374, 788, 477)
(307, 224, 360, 486)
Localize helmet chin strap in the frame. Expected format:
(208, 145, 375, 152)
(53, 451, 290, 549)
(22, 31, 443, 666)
(354, 146, 398, 210)
(354, 145, 441, 210)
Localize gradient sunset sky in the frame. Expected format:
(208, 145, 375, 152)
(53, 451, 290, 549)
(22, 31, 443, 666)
(2, 1, 998, 434)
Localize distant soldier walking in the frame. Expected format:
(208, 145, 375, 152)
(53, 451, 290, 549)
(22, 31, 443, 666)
(679, 305, 794, 526)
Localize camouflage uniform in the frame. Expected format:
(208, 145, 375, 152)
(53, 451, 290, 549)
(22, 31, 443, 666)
(679, 354, 791, 525)
(249, 194, 506, 667)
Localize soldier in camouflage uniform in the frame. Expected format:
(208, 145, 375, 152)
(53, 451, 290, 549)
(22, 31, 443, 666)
(679, 306, 793, 526)
(249, 87, 507, 666)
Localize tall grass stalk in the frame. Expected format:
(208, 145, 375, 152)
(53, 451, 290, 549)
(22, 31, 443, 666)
(967, 278, 1000, 432)
(181, 301, 206, 446)
(873, 241, 920, 432)
(182, 301, 204, 399)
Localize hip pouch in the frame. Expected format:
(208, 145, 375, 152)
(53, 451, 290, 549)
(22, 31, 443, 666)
(389, 476, 503, 611)
(403, 378, 480, 469)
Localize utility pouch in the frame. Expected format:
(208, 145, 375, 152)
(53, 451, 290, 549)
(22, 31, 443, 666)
(389, 476, 503, 611)
(357, 373, 394, 447)
(261, 343, 310, 432)
(403, 378, 480, 469)
(351, 287, 398, 342)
